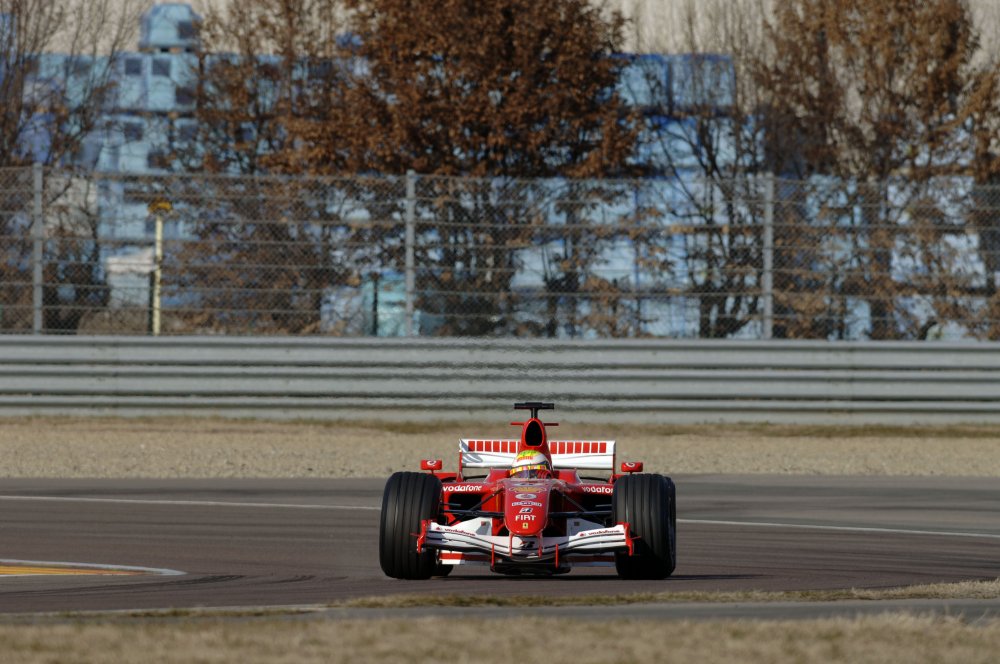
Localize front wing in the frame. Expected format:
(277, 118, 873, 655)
(418, 518, 633, 567)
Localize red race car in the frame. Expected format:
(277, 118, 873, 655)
(379, 402, 676, 579)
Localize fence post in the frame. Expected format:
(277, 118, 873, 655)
(404, 170, 416, 337)
(31, 163, 44, 334)
(762, 173, 775, 340)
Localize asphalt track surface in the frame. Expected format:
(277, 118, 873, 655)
(1, 475, 999, 617)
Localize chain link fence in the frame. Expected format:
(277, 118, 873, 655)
(2, 166, 1000, 340)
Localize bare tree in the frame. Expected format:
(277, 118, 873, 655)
(634, 0, 771, 337)
(752, 0, 998, 339)
(0, 0, 141, 168)
(191, 0, 640, 337)
(0, 0, 140, 332)
(170, 1, 362, 334)
(330, 0, 639, 336)
(188, 0, 350, 174)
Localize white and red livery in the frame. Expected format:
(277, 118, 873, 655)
(379, 402, 677, 579)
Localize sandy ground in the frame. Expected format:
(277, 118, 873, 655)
(2, 417, 1000, 478)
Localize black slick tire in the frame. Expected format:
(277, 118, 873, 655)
(612, 473, 677, 579)
(379, 471, 443, 579)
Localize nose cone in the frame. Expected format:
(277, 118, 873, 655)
(503, 480, 549, 536)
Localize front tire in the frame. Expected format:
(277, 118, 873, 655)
(612, 473, 676, 579)
(379, 471, 443, 579)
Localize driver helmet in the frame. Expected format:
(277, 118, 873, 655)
(509, 449, 552, 479)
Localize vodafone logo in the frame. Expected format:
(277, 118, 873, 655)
(515, 493, 537, 500)
(581, 485, 613, 495)
(623, 462, 640, 470)
(444, 484, 484, 492)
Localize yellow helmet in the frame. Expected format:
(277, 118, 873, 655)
(509, 450, 552, 479)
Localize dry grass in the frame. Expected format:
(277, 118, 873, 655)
(0, 615, 998, 663)
(3, 416, 1000, 477)
(340, 578, 1000, 608)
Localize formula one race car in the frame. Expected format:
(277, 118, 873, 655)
(379, 402, 676, 579)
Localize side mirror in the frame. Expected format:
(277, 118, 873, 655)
(420, 459, 443, 472)
(620, 461, 643, 473)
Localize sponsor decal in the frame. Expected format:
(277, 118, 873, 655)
(514, 514, 537, 522)
(623, 462, 640, 470)
(581, 485, 613, 495)
(522, 522, 529, 530)
(514, 493, 537, 500)
(518, 507, 533, 514)
(578, 528, 621, 537)
(511, 500, 543, 507)
(444, 484, 484, 492)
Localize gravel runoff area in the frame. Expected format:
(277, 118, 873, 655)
(2, 417, 1000, 478)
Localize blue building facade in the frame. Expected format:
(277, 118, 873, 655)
(11, 3, 732, 177)
(9, 3, 745, 337)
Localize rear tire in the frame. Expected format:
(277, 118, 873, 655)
(379, 471, 443, 579)
(612, 473, 676, 579)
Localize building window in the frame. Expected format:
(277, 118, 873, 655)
(178, 21, 196, 40)
(308, 60, 332, 80)
(175, 87, 194, 106)
(178, 124, 198, 142)
(68, 57, 90, 76)
(147, 151, 169, 169)
(124, 123, 143, 141)
(124, 57, 142, 76)
(236, 125, 255, 144)
(152, 59, 171, 77)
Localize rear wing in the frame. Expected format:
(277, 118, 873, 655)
(460, 439, 616, 471)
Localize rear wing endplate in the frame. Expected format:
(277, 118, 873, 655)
(460, 439, 616, 471)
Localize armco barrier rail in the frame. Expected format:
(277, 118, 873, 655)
(1, 336, 999, 424)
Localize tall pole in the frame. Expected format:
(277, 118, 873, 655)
(404, 170, 416, 337)
(32, 163, 43, 334)
(762, 173, 775, 340)
(147, 200, 171, 336)
(152, 212, 163, 336)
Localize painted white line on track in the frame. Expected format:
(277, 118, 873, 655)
(2, 495, 997, 540)
(0, 558, 185, 576)
(680, 518, 1000, 540)
(0, 495, 380, 511)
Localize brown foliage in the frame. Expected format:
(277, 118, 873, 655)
(189, 0, 640, 336)
(755, 0, 992, 181)
(190, 0, 349, 174)
(318, 0, 636, 178)
(750, 0, 1000, 339)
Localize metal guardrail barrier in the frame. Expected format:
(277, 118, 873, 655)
(1, 336, 999, 424)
